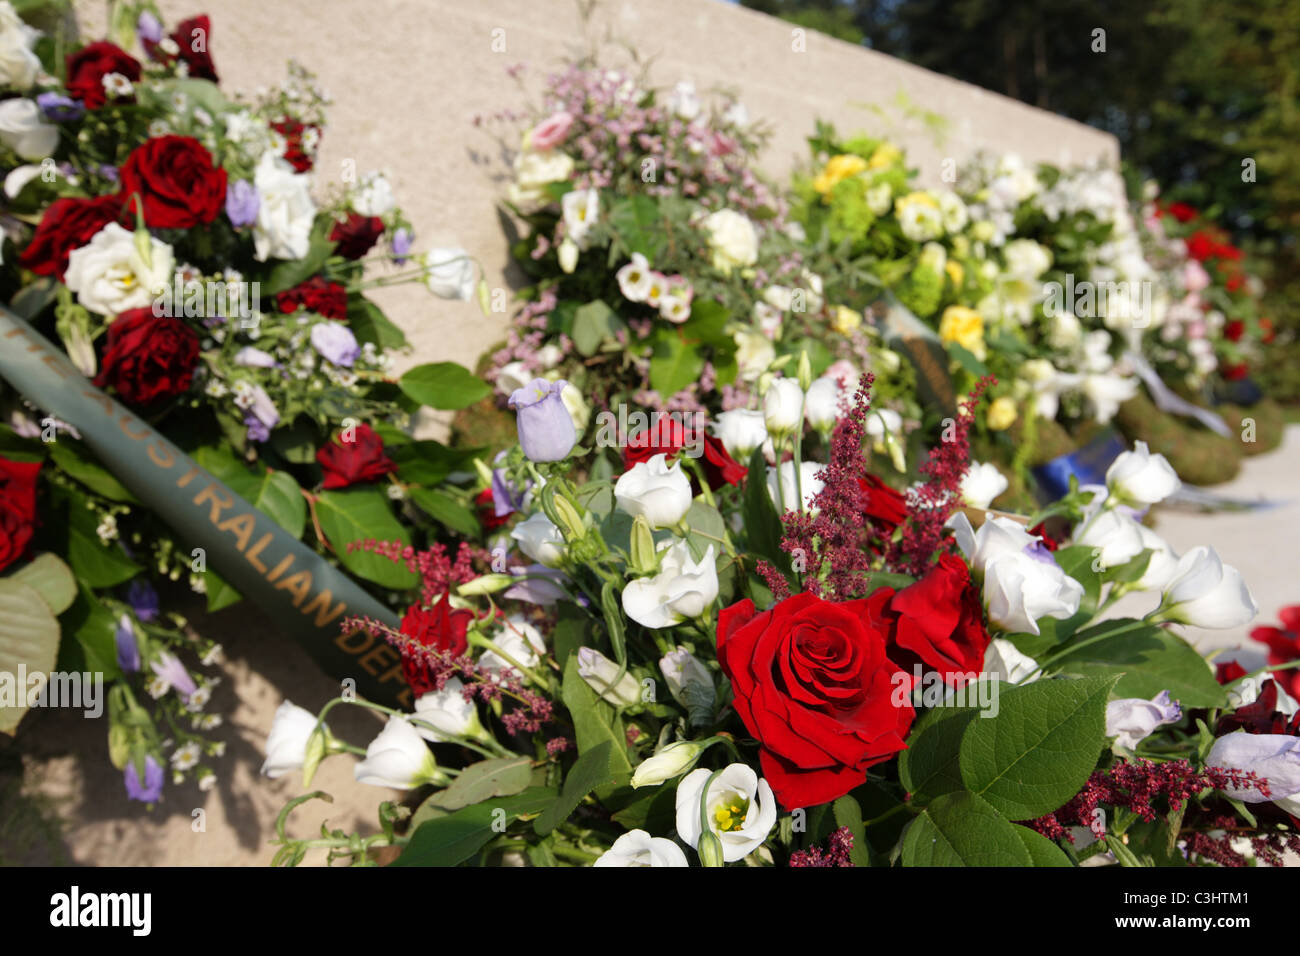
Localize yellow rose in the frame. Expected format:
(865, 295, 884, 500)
(939, 305, 986, 358)
(945, 260, 965, 287)
(868, 143, 902, 169)
(830, 305, 862, 335)
(987, 396, 1018, 431)
(813, 154, 868, 196)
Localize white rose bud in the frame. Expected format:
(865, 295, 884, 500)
(413, 678, 489, 744)
(0, 98, 58, 160)
(260, 700, 327, 778)
(712, 408, 768, 461)
(1075, 508, 1145, 569)
(803, 375, 844, 431)
(960, 461, 1009, 510)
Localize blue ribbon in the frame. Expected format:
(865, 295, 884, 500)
(1032, 429, 1127, 501)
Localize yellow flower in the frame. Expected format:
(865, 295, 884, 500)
(939, 305, 986, 358)
(987, 396, 1018, 431)
(897, 190, 940, 211)
(813, 154, 868, 196)
(945, 260, 965, 287)
(868, 143, 902, 169)
(830, 305, 862, 335)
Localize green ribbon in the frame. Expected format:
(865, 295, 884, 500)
(0, 309, 410, 707)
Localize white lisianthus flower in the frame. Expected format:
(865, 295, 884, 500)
(576, 646, 642, 707)
(803, 375, 844, 430)
(561, 187, 599, 248)
(478, 616, 547, 677)
(556, 237, 578, 274)
(948, 513, 1083, 635)
(675, 764, 777, 863)
(616, 252, 653, 301)
(733, 329, 775, 382)
(866, 408, 906, 471)
(701, 208, 758, 273)
(622, 541, 719, 629)
(762, 377, 804, 439)
(1105, 440, 1181, 507)
(0, 98, 57, 160)
(252, 151, 316, 261)
(593, 829, 689, 867)
(614, 453, 692, 529)
(766, 460, 825, 514)
(960, 461, 1008, 510)
(422, 247, 476, 300)
(352, 171, 395, 216)
(260, 700, 323, 778)
(982, 638, 1040, 685)
(667, 80, 701, 120)
(511, 512, 565, 567)
(1156, 546, 1258, 629)
(64, 223, 174, 316)
(1106, 691, 1182, 750)
(0, 2, 42, 91)
(413, 678, 486, 744)
(1075, 508, 1145, 569)
(508, 148, 574, 207)
(494, 360, 532, 396)
(354, 716, 445, 789)
(660, 646, 716, 719)
(937, 190, 968, 232)
(3, 162, 42, 200)
(712, 408, 767, 461)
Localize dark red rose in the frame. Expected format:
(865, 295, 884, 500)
(92, 308, 200, 405)
(717, 590, 915, 809)
(621, 416, 744, 489)
(475, 488, 512, 531)
(118, 136, 226, 229)
(329, 212, 384, 260)
(886, 553, 990, 687)
(276, 276, 348, 320)
(1216, 660, 1249, 685)
(65, 42, 142, 110)
(1166, 202, 1198, 223)
(1252, 605, 1300, 701)
(399, 594, 474, 697)
(0, 456, 40, 573)
(270, 118, 318, 172)
(1221, 362, 1249, 381)
(859, 474, 907, 530)
(315, 424, 396, 490)
(18, 194, 129, 281)
(1186, 231, 1216, 262)
(1224, 320, 1245, 342)
(1216, 680, 1300, 737)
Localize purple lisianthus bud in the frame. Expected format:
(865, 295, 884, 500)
(115, 613, 140, 673)
(99, 164, 119, 183)
(126, 578, 159, 622)
(234, 346, 277, 368)
(137, 11, 164, 45)
(309, 322, 361, 367)
(36, 92, 84, 123)
(225, 180, 259, 228)
(491, 468, 524, 517)
(124, 754, 165, 803)
(391, 227, 413, 265)
(150, 651, 197, 701)
(508, 378, 576, 462)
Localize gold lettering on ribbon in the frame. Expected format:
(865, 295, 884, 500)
(216, 511, 256, 552)
(245, 533, 273, 573)
(274, 569, 312, 608)
(193, 482, 234, 524)
(301, 588, 348, 629)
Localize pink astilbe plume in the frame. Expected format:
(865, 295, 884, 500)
(789, 826, 855, 867)
(885, 377, 994, 577)
(348, 539, 486, 606)
(778, 375, 876, 599)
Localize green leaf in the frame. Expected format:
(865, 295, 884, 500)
(62, 588, 122, 682)
(608, 195, 665, 258)
(388, 440, 476, 487)
(741, 447, 793, 587)
(900, 705, 979, 807)
(0, 579, 61, 733)
(648, 329, 706, 398)
(609, 784, 678, 834)
(347, 295, 407, 349)
(261, 216, 336, 294)
(1052, 545, 1101, 620)
(64, 500, 141, 588)
(832, 795, 873, 866)
(314, 488, 418, 589)
(9, 553, 76, 615)
(681, 299, 730, 346)
(570, 300, 625, 357)
(203, 570, 245, 613)
(1049, 618, 1226, 708)
(392, 788, 557, 867)
(551, 601, 596, 671)
(1012, 824, 1074, 866)
(409, 487, 481, 537)
(533, 740, 624, 835)
(959, 676, 1115, 820)
(223, 464, 307, 539)
(901, 791, 1033, 866)
(48, 441, 138, 502)
(398, 362, 491, 411)
(423, 757, 533, 812)
(947, 342, 988, 378)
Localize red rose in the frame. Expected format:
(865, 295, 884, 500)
(270, 118, 318, 172)
(1224, 319, 1245, 342)
(1221, 362, 1249, 381)
(118, 136, 227, 229)
(399, 594, 473, 697)
(475, 488, 512, 531)
(92, 308, 200, 405)
(316, 424, 397, 489)
(1028, 521, 1060, 551)
(1215, 660, 1248, 685)
(886, 553, 990, 686)
(859, 474, 907, 530)
(1186, 231, 1215, 262)
(0, 456, 40, 573)
(717, 590, 915, 809)
(65, 41, 142, 110)
(1252, 605, 1300, 701)
(174, 15, 219, 81)
(18, 194, 128, 280)
(1166, 202, 1198, 223)
(276, 276, 348, 320)
(622, 417, 744, 489)
(1225, 275, 1244, 293)
(329, 212, 385, 260)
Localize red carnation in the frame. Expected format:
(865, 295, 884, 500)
(717, 590, 915, 809)
(886, 552, 990, 686)
(270, 118, 318, 172)
(329, 212, 385, 260)
(315, 424, 396, 489)
(65, 41, 141, 110)
(118, 135, 227, 229)
(399, 594, 474, 697)
(92, 308, 200, 405)
(276, 276, 348, 320)
(0, 456, 41, 573)
(17, 194, 128, 281)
